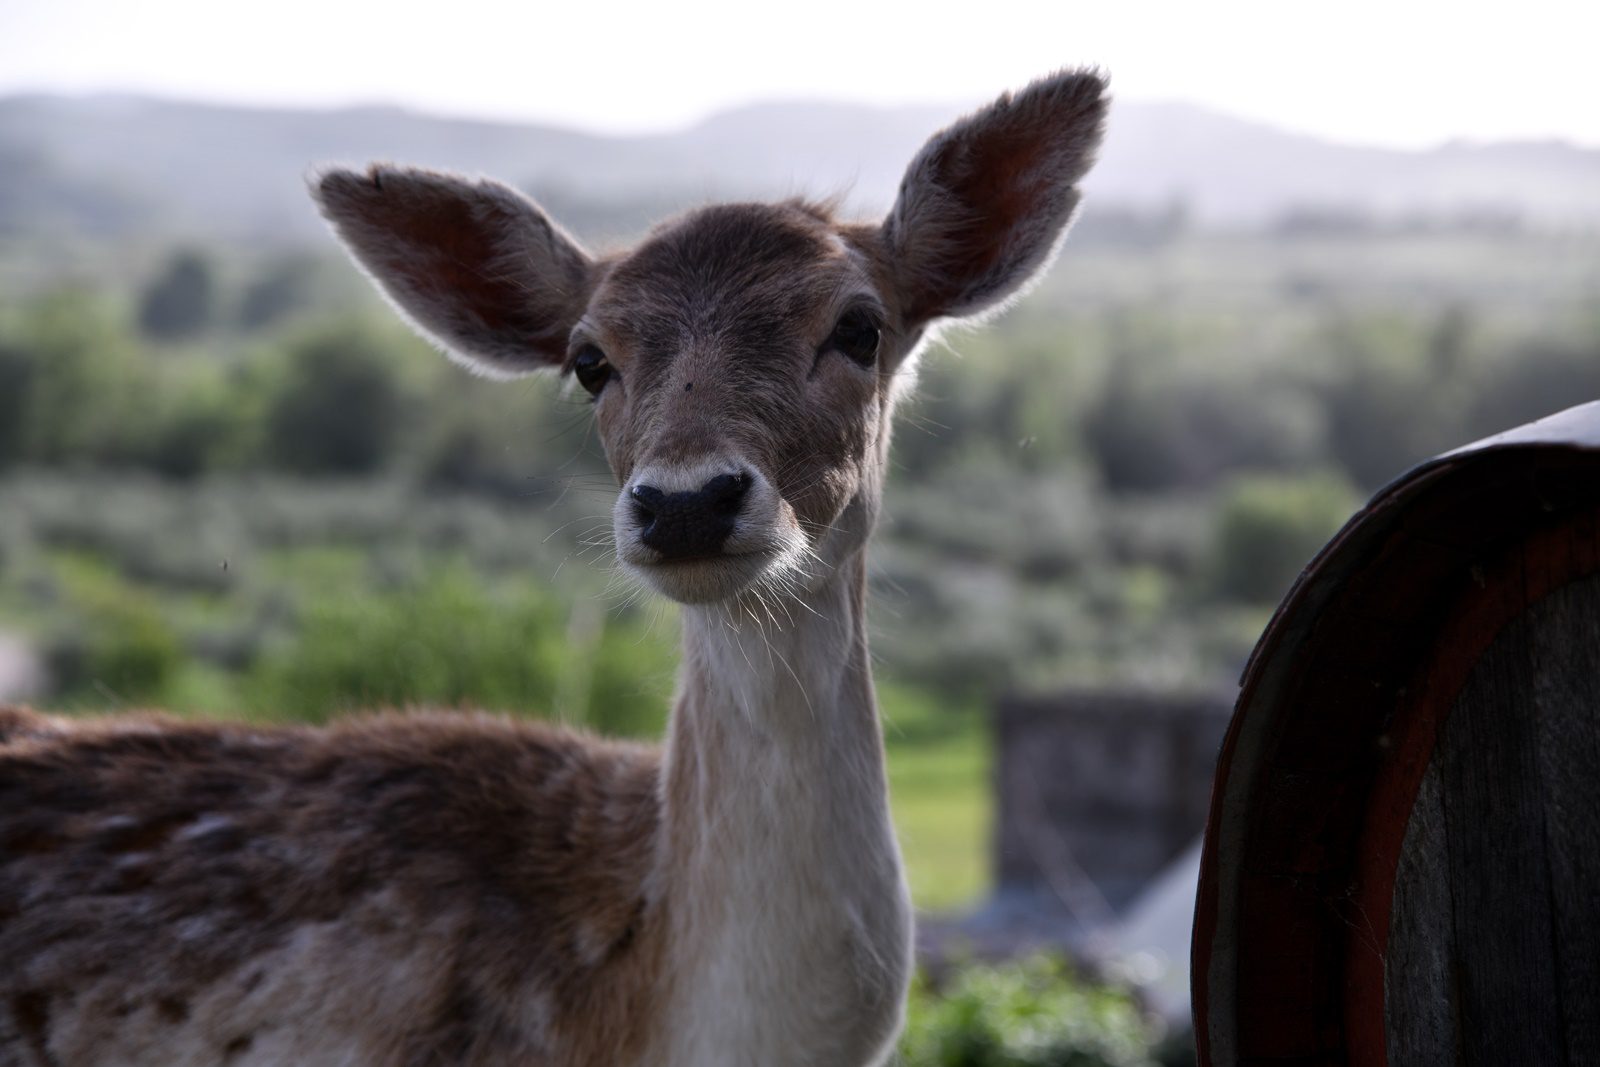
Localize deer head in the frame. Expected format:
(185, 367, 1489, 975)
(314, 70, 1107, 606)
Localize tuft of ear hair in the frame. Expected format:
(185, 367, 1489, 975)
(311, 165, 593, 378)
(884, 69, 1109, 328)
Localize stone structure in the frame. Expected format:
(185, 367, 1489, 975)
(994, 689, 1231, 916)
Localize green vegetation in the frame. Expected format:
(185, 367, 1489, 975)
(1205, 472, 1357, 604)
(1, 227, 1596, 929)
(882, 682, 991, 911)
(899, 955, 1164, 1067)
(138, 249, 216, 340)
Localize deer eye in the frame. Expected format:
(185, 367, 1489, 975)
(572, 346, 612, 397)
(827, 309, 881, 366)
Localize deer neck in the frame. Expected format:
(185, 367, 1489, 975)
(652, 550, 911, 1065)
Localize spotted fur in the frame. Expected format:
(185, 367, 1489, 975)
(0, 708, 661, 1065)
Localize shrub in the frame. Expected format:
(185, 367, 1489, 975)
(265, 319, 408, 476)
(0, 339, 36, 468)
(1311, 311, 1474, 488)
(1466, 331, 1600, 440)
(899, 955, 1161, 1067)
(1084, 369, 1325, 493)
(0, 289, 138, 465)
(1205, 472, 1357, 605)
(245, 567, 677, 729)
(138, 249, 216, 341)
(246, 569, 565, 722)
(143, 376, 247, 479)
(44, 577, 181, 706)
(583, 609, 678, 737)
(237, 256, 317, 331)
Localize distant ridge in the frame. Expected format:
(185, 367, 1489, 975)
(2, 93, 1597, 243)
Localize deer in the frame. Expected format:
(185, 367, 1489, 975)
(0, 70, 1107, 1066)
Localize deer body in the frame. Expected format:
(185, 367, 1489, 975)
(0, 563, 898, 1066)
(0, 71, 1106, 1066)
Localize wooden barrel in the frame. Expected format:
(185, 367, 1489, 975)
(1192, 401, 1600, 1066)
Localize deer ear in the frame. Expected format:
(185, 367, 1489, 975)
(883, 70, 1108, 328)
(312, 165, 593, 378)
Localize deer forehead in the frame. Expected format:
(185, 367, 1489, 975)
(579, 203, 887, 479)
(585, 202, 880, 369)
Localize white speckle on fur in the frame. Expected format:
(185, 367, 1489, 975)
(176, 814, 236, 841)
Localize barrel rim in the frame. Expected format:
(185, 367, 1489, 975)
(1193, 399, 1600, 1065)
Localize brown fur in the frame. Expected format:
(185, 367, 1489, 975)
(314, 168, 594, 375)
(0, 707, 662, 1065)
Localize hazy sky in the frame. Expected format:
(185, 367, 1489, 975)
(4, 0, 1596, 148)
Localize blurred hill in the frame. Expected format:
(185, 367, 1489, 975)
(2, 92, 1598, 244)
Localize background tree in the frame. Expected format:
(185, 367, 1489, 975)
(265, 319, 407, 475)
(236, 255, 316, 331)
(138, 249, 216, 341)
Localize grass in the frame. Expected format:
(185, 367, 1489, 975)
(881, 680, 993, 912)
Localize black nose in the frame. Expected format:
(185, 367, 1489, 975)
(630, 472, 751, 560)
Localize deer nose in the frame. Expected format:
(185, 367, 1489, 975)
(629, 472, 751, 560)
